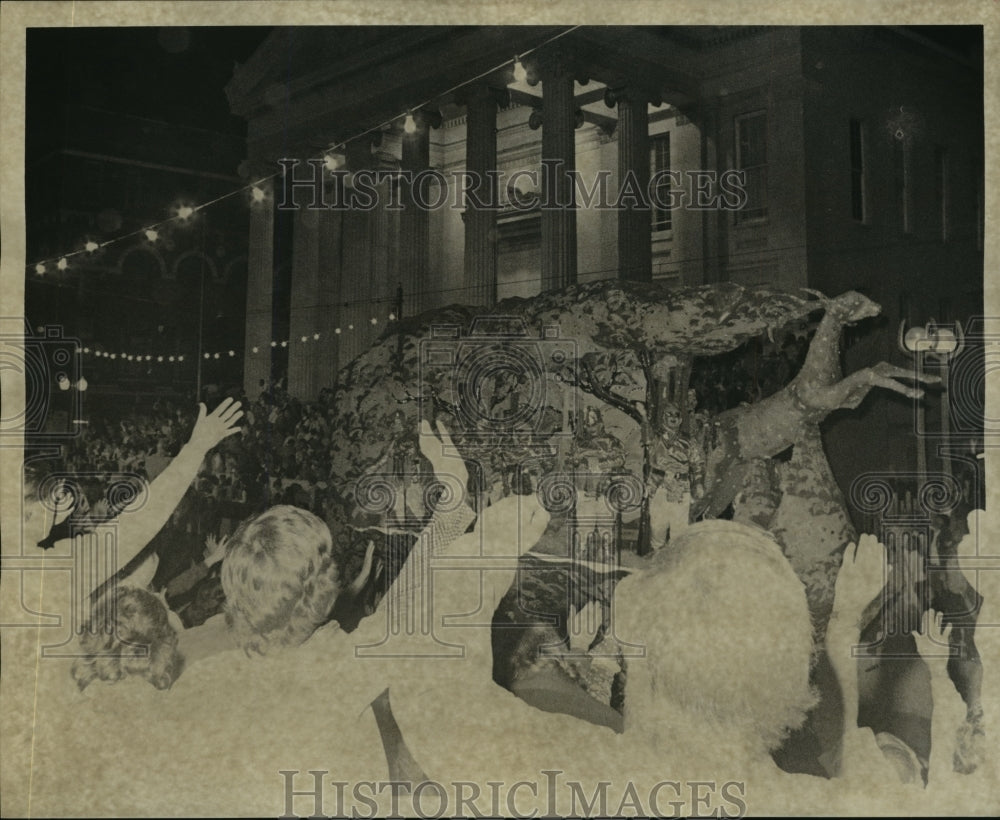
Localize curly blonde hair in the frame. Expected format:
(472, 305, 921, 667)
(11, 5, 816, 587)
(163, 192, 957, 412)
(71, 585, 183, 691)
(614, 519, 819, 753)
(222, 505, 341, 655)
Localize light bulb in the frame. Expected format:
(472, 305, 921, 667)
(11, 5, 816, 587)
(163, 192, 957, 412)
(251, 186, 266, 203)
(85, 241, 99, 253)
(77, 378, 88, 392)
(513, 55, 527, 83)
(145, 229, 159, 242)
(404, 112, 417, 134)
(57, 257, 68, 271)
(35, 263, 45, 275)
(177, 205, 194, 220)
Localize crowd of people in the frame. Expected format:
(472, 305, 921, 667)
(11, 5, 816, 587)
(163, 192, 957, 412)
(14, 394, 996, 815)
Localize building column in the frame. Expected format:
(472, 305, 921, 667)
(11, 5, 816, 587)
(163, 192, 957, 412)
(696, 100, 726, 284)
(338, 136, 378, 369)
(459, 84, 507, 307)
(533, 51, 578, 292)
(400, 110, 439, 317)
(606, 86, 652, 282)
(243, 176, 274, 398)
(287, 207, 320, 401)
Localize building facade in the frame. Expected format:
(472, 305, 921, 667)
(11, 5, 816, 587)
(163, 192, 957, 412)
(227, 25, 983, 490)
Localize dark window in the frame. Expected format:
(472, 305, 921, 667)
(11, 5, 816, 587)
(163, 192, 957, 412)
(934, 145, 949, 241)
(849, 119, 865, 222)
(735, 111, 767, 223)
(892, 138, 910, 233)
(650, 132, 672, 232)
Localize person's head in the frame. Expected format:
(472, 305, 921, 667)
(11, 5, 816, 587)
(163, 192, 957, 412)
(614, 519, 817, 755)
(71, 584, 183, 692)
(221, 505, 341, 656)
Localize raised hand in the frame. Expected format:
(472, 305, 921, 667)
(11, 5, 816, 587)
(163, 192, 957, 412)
(347, 540, 377, 594)
(832, 533, 891, 629)
(418, 418, 468, 494)
(914, 609, 966, 786)
(187, 398, 244, 454)
(203, 532, 229, 567)
(913, 609, 953, 666)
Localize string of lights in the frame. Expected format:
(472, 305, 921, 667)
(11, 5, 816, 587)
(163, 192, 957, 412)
(25, 27, 579, 278)
(65, 310, 397, 365)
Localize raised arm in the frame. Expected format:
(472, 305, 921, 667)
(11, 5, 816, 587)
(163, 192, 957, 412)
(913, 609, 965, 787)
(103, 399, 243, 581)
(826, 534, 898, 781)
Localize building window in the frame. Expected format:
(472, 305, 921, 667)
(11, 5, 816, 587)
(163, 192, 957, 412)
(934, 145, 949, 241)
(735, 111, 767, 223)
(849, 118, 866, 222)
(650, 132, 672, 232)
(892, 138, 910, 233)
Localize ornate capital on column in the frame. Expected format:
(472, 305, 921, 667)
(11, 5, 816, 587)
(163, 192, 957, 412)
(528, 107, 544, 130)
(413, 108, 443, 130)
(455, 83, 509, 110)
(604, 85, 659, 110)
(525, 46, 586, 87)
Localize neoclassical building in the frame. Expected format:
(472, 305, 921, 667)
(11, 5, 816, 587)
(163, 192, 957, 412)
(227, 25, 983, 485)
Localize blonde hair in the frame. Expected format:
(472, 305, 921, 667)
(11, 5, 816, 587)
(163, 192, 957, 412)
(71, 585, 183, 691)
(615, 520, 818, 752)
(222, 505, 341, 655)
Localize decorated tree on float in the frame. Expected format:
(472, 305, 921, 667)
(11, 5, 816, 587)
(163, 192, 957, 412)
(325, 279, 935, 630)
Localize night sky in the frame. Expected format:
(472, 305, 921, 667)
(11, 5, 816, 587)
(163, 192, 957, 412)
(26, 27, 272, 163)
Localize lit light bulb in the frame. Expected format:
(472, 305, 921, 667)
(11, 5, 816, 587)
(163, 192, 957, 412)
(177, 205, 194, 220)
(83, 347, 90, 354)
(404, 112, 417, 134)
(204, 353, 210, 360)
(178, 355, 185, 362)
(251, 186, 266, 203)
(214, 352, 220, 359)
(370, 317, 378, 325)
(145, 229, 159, 242)
(271, 341, 277, 347)
(146, 355, 152, 361)
(228, 350, 235, 357)
(85, 241, 99, 253)
(324, 153, 342, 172)
(77, 378, 88, 392)
(168, 356, 175, 362)
(252, 346, 259, 354)
(58, 375, 70, 391)
(35, 263, 45, 275)
(301, 335, 308, 343)
(127, 355, 134, 361)
(513, 55, 527, 83)
(335, 328, 341, 334)
(281, 340, 288, 347)
(110, 354, 117, 360)
(388, 313, 396, 321)
(57, 257, 68, 271)
(313, 333, 320, 340)
(157, 356, 163, 362)
(348, 324, 354, 330)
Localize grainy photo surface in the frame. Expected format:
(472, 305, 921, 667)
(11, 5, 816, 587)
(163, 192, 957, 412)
(1, 2, 998, 817)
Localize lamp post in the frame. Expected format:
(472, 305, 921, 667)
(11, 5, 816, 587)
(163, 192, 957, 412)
(898, 319, 963, 481)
